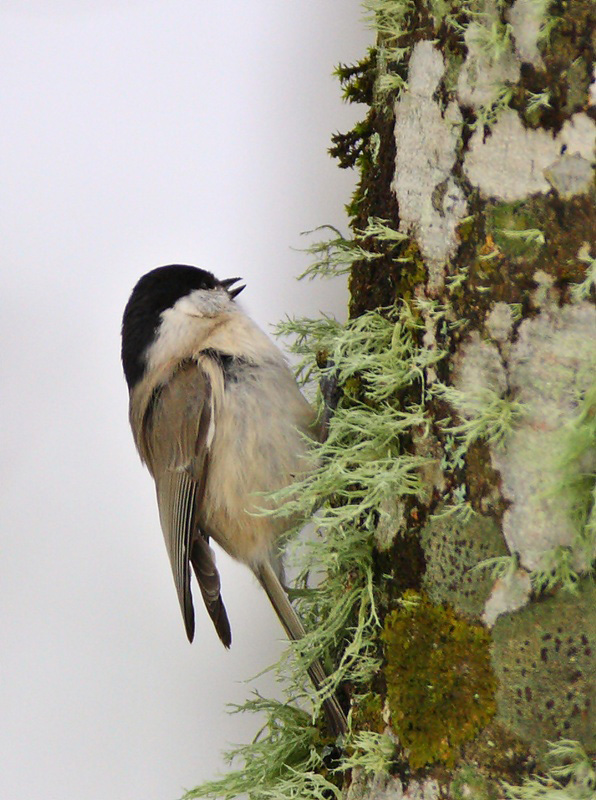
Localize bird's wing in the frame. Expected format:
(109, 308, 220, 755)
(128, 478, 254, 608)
(140, 360, 231, 646)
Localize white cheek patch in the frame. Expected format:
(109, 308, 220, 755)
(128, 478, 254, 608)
(145, 289, 232, 373)
(145, 305, 197, 373)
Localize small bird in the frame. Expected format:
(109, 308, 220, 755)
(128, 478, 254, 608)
(121, 264, 346, 736)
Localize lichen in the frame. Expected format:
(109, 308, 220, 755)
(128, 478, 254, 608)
(391, 40, 467, 293)
(492, 302, 596, 577)
(488, 203, 546, 262)
(491, 579, 596, 753)
(382, 591, 497, 769)
(507, 0, 547, 70)
(457, 0, 521, 113)
(482, 566, 532, 628)
(502, 739, 596, 800)
(182, 697, 340, 800)
(421, 511, 509, 618)
(185, 1, 596, 796)
(463, 110, 595, 202)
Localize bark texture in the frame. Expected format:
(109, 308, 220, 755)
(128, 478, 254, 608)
(335, 1, 595, 797)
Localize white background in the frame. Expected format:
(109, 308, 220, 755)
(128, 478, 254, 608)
(0, 3, 370, 799)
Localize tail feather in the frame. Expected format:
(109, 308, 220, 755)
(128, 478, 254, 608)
(190, 536, 232, 648)
(256, 560, 347, 737)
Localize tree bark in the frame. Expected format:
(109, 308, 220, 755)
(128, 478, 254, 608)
(335, 1, 595, 796)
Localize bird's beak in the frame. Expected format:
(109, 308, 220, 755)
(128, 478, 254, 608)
(220, 277, 246, 298)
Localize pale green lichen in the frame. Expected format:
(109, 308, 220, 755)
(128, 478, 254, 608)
(502, 739, 596, 800)
(433, 381, 526, 456)
(185, 2, 595, 796)
(339, 730, 396, 776)
(528, 376, 596, 593)
(491, 213, 545, 248)
(187, 301, 439, 798)
(534, 379, 596, 590)
(298, 225, 383, 280)
(571, 245, 596, 303)
(182, 697, 339, 800)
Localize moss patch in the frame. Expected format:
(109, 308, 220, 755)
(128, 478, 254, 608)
(488, 203, 545, 262)
(382, 591, 497, 769)
(451, 765, 498, 800)
(350, 692, 385, 735)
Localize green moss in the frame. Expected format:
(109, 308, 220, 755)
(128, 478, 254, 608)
(351, 692, 385, 735)
(451, 765, 498, 800)
(382, 591, 497, 769)
(334, 49, 378, 105)
(541, 0, 596, 125)
(329, 118, 376, 171)
(421, 511, 508, 617)
(491, 579, 596, 756)
(488, 203, 545, 262)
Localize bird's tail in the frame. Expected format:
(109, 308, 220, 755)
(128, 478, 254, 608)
(256, 560, 347, 738)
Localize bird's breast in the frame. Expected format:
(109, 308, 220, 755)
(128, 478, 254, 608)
(200, 358, 316, 567)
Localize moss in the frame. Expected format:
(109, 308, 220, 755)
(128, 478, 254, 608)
(488, 203, 545, 262)
(351, 692, 385, 735)
(540, 0, 596, 128)
(447, 191, 596, 335)
(333, 49, 378, 106)
(421, 511, 508, 618)
(382, 591, 497, 769)
(329, 118, 376, 171)
(451, 765, 498, 800)
(345, 107, 405, 316)
(465, 441, 508, 520)
(459, 722, 538, 787)
(491, 578, 596, 756)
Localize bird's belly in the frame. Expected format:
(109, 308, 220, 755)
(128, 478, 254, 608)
(200, 372, 314, 567)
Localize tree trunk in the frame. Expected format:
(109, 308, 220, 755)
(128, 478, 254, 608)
(187, 4, 595, 798)
(335, 0, 595, 797)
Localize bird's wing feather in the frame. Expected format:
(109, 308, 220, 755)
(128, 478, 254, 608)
(140, 360, 231, 645)
(190, 535, 231, 647)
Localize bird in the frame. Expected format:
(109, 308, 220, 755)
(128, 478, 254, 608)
(121, 264, 347, 736)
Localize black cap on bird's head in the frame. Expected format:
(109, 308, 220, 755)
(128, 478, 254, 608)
(121, 264, 245, 389)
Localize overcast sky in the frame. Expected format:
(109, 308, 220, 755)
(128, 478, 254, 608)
(0, 3, 370, 799)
